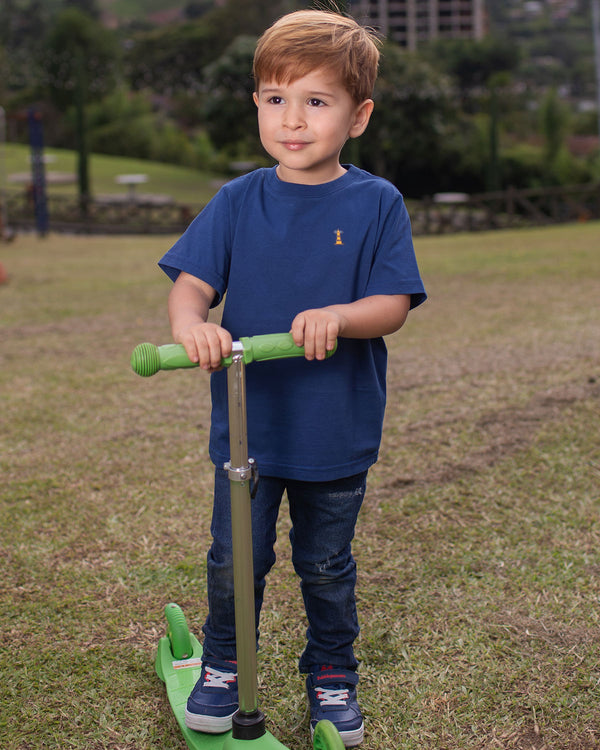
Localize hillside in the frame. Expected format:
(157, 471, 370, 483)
(98, 0, 202, 27)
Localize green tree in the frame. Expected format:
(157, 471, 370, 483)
(125, 22, 220, 94)
(426, 38, 520, 191)
(184, 1, 215, 20)
(428, 37, 519, 96)
(124, 0, 304, 96)
(0, 0, 54, 92)
(202, 35, 260, 154)
(43, 8, 118, 204)
(44, 8, 118, 110)
(358, 44, 459, 196)
(64, 0, 101, 20)
(0, 45, 8, 105)
(539, 87, 570, 167)
(485, 71, 514, 192)
(204, 0, 304, 43)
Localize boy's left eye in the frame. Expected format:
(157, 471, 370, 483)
(308, 98, 325, 107)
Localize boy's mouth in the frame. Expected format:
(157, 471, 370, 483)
(281, 140, 310, 151)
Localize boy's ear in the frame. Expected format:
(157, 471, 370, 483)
(349, 99, 374, 138)
(253, 91, 259, 108)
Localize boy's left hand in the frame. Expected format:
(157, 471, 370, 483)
(292, 295, 411, 359)
(291, 308, 343, 361)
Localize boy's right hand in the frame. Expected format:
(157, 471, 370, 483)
(176, 322, 232, 373)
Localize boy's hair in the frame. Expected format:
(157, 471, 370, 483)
(253, 10, 381, 104)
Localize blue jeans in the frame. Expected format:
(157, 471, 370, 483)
(202, 468, 367, 672)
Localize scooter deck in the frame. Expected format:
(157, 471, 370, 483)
(156, 633, 232, 750)
(155, 605, 344, 750)
(156, 633, 292, 750)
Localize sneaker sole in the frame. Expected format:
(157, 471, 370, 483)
(184, 707, 236, 734)
(339, 723, 364, 747)
(311, 721, 364, 748)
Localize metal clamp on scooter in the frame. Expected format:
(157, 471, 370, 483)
(225, 458, 259, 498)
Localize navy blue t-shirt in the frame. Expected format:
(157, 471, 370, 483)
(159, 165, 426, 480)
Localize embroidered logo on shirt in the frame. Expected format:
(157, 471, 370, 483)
(334, 229, 344, 246)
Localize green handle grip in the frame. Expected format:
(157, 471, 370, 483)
(131, 333, 337, 377)
(131, 342, 197, 376)
(222, 332, 337, 367)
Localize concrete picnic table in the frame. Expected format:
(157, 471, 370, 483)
(115, 173, 149, 200)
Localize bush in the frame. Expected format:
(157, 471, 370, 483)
(86, 88, 155, 159)
(89, 114, 156, 160)
(500, 142, 547, 188)
(150, 120, 195, 166)
(549, 147, 594, 185)
(499, 141, 594, 189)
(85, 88, 197, 167)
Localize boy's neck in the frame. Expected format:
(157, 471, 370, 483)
(275, 162, 348, 185)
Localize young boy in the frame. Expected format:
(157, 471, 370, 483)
(158, 9, 426, 747)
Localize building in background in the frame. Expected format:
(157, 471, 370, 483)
(351, 0, 487, 49)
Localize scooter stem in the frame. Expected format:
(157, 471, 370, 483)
(226, 352, 265, 739)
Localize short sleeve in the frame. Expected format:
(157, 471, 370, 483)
(364, 194, 426, 310)
(158, 188, 233, 306)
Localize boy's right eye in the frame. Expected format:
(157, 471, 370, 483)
(267, 96, 284, 105)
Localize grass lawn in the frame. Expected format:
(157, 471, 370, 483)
(3, 143, 222, 209)
(1, 222, 599, 749)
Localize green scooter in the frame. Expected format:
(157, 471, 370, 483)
(131, 333, 344, 750)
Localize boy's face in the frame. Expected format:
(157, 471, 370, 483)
(253, 68, 373, 185)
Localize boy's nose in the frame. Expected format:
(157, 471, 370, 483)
(282, 103, 305, 129)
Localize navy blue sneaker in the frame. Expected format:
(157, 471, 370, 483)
(184, 659, 238, 733)
(307, 666, 364, 747)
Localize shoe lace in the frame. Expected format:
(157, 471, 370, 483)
(315, 686, 349, 706)
(203, 666, 237, 689)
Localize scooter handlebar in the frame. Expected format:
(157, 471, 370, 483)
(131, 332, 337, 377)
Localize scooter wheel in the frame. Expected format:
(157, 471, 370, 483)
(165, 603, 192, 659)
(312, 720, 345, 750)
